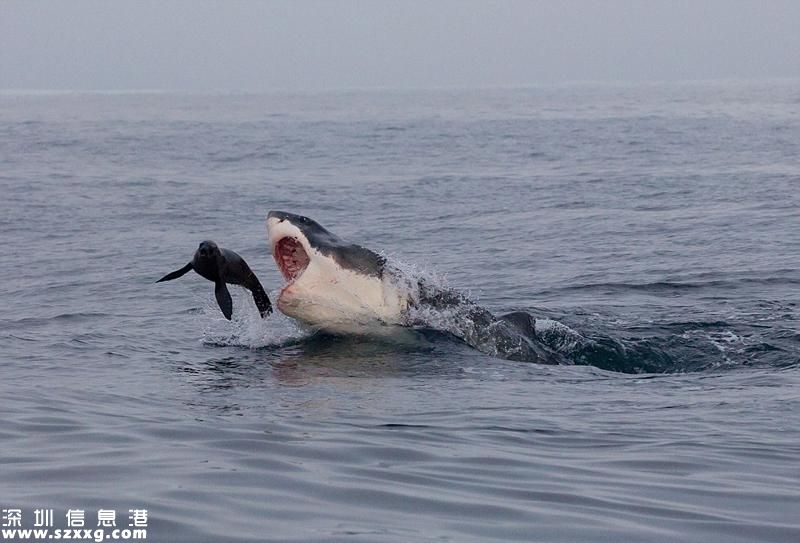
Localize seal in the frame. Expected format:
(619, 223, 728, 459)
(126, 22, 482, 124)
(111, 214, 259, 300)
(157, 240, 272, 320)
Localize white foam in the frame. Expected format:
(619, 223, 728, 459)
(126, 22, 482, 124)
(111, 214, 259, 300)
(533, 318, 587, 352)
(200, 287, 310, 349)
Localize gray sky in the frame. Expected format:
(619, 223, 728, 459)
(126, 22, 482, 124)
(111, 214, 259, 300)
(2, 0, 799, 91)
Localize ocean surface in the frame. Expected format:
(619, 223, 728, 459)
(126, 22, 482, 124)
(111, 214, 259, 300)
(1, 82, 799, 542)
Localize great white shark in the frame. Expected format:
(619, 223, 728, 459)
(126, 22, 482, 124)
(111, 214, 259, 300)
(267, 211, 563, 364)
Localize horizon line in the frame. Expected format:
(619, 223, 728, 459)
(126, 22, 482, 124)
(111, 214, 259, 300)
(2, 77, 799, 96)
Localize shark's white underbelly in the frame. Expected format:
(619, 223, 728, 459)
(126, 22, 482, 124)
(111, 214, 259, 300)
(277, 258, 407, 334)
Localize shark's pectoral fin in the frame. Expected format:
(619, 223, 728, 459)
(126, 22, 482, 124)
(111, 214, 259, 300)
(499, 311, 537, 339)
(156, 263, 193, 283)
(215, 282, 233, 320)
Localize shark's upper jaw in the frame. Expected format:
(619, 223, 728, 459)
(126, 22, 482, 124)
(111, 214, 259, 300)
(267, 215, 311, 285)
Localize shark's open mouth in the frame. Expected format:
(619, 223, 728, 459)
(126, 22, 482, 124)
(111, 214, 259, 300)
(274, 236, 310, 283)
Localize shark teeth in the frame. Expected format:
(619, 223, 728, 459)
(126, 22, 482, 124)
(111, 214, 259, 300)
(274, 236, 310, 283)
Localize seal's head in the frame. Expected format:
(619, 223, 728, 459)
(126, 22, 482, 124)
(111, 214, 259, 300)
(190, 240, 223, 281)
(196, 240, 220, 259)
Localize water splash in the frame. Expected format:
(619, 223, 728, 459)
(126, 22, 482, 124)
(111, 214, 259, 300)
(387, 259, 564, 363)
(200, 287, 309, 349)
(382, 258, 748, 373)
(188, 263, 794, 374)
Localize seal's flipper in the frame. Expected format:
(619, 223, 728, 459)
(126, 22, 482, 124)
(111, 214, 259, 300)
(235, 261, 272, 318)
(241, 270, 272, 317)
(215, 282, 233, 320)
(156, 263, 193, 283)
(250, 284, 272, 317)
